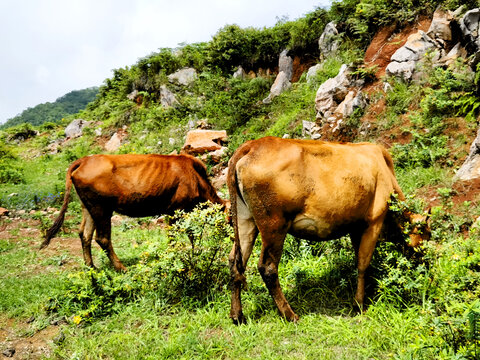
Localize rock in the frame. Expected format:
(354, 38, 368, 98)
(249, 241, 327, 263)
(168, 68, 197, 86)
(201, 147, 227, 163)
(127, 90, 139, 101)
(95, 128, 102, 136)
(302, 120, 321, 139)
(278, 50, 293, 81)
(386, 31, 437, 80)
(233, 66, 246, 79)
(65, 119, 89, 139)
(212, 167, 228, 189)
(455, 127, 480, 181)
(0, 207, 9, 216)
(439, 42, 468, 66)
(159, 85, 179, 108)
(427, 8, 453, 43)
(385, 60, 416, 80)
(334, 90, 367, 118)
(105, 132, 122, 152)
(315, 64, 350, 118)
(306, 64, 322, 84)
(2, 348, 15, 357)
(182, 130, 228, 154)
(263, 71, 292, 104)
(319, 22, 340, 59)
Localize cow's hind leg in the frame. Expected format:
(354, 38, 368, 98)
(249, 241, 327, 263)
(353, 215, 386, 308)
(92, 210, 126, 272)
(229, 198, 258, 324)
(257, 217, 298, 322)
(79, 205, 95, 268)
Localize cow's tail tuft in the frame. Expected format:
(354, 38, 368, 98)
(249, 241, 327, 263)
(40, 160, 80, 249)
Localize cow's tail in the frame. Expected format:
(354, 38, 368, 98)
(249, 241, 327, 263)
(39, 160, 80, 249)
(381, 146, 406, 201)
(227, 146, 248, 288)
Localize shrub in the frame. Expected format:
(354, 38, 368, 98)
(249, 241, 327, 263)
(45, 202, 232, 323)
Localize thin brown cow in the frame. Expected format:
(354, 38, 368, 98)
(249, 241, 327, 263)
(40, 154, 225, 271)
(228, 137, 430, 323)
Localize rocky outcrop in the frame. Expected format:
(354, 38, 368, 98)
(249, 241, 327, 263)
(319, 22, 340, 59)
(233, 66, 246, 79)
(456, 128, 480, 181)
(182, 130, 228, 155)
(306, 64, 322, 84)
(386, 31, 437, 80)
(160, 85, 179, 108)
(105, 132, 122, 152)
(168, 68, 197, 86)
(279, 50, 293, 81)
(65, 119, 89, 139)
(263, 71, 292, 104)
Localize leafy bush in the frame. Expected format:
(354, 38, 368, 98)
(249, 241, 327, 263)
(46, 202, 232, 323)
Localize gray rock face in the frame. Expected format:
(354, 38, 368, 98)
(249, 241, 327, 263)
(168, 68, 197, 86)
(318, 22, 340, 59)
(427, 8, 453, 43)
(386, 31, 437, 80)
(278, 50, 293, 81)
(315, 64, 350, 119)
(160, 85, 179, 108)
(263, 71, 291, 104)
(335, 90, 367, 118)
(456, 128, 480, 181)
(233, 66, 246, 79)
(65, 119, 89, 138)
(306, 64, 322, 84)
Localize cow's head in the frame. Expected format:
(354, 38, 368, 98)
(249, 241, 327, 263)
(403, 210, 431, 247)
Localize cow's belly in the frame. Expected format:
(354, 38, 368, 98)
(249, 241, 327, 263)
(289, 214, 351, 241)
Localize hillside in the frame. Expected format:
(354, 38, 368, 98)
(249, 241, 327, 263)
(1, 0, 480, 358)
(0, 87, 99, 129)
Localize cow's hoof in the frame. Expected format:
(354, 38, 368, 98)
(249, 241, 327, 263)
(231, 312, 246, 325)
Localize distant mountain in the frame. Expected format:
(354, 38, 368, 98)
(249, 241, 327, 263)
(1, 87, 99, 129)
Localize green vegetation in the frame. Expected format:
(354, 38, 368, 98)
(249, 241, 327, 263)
(1, 0, 480, 358)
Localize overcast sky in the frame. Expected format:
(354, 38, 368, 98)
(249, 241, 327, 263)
(0, 0, 331, 124)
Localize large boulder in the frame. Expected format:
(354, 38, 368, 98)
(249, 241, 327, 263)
(168, 68, 197, 86)
(334, 90, 367, 118)
(318, 22, 340, 59)
(182, 130, 228, 154)
(315, 64, 350, 119)
(386, 31, 437, 80)
(262, 71, 291, 104)
(159, 85, 179, 108)
(65, 119, 89, 139)
(455, 128, 480, 181)
(427, 8, 454, 44)
(306, 64, 322, 84)
(105, 132, 122, 152)
(233, 66, 246, 79)
(278, 50, 293, 81)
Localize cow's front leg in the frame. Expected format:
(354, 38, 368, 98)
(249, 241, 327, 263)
(258, 231, 298, 322)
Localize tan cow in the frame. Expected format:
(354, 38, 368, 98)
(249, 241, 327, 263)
(40, 154, 225, 271)
(228, 136, 429, 323)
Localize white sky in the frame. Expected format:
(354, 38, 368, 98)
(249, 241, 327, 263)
(0, 0, 331, 124)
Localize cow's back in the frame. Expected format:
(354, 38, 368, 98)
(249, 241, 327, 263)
(71, 154, 222, 217)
